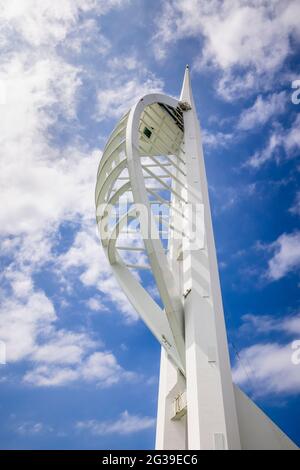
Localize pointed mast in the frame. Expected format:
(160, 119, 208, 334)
(180, 65, 196, 109)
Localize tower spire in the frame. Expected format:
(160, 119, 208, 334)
(180, 65, 195, 109)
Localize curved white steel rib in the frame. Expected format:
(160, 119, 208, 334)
(96, 93, 187, 374)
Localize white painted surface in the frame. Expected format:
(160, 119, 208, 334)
(180, 67, 241, 450)
(155, 348, 187, 450)
(234, 386, 298, 450)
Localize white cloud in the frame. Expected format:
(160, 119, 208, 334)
(86, 297, 108, 312)
(0, 0, 163, 346)
(240, 313, 300, 337)
(238, 92, 287, 131)
(0, 51, 99, 236)
(267, 231, 300, 281)
(232, 342, 300, 397)
(24, 351, 134, 387)
(0, 0, 128, 47)
(1, 233, 53, 272)
(153, 0, 300, 99)
(16, 421, 52, 435)
(76, 410, 155, 435)
(284, 115, 300, 154)
(0, 0, 154, 394)
(246, 131, 282, 169)
(246, 114, 300, 168)
(10, 272, 34, 298)
(32, 330, 97, 365)
(0, 0, 136, 242)
(0, 257, 135, 387)
(202, 129, 233, 148)
(108, 55, 139, 71)
(96, 75, 163, 121)
(64, 18, 111, 55)
(0, 290, 56, 362)
(23, 364, 80, 387)
(82, 351, 136, 386)
(0, 32, 100, 239)
(58, 227, 139, 322)
(209, 183, 256, 215)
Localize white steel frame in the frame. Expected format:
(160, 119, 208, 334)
(95, 67, 298, 451)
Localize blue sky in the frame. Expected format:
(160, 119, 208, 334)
(0, 0, 299, 449)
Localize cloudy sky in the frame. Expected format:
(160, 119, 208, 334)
(0, 0, 299, 449)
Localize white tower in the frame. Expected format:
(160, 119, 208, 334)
(96, 67, 298, 450)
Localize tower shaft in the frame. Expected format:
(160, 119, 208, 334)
(156, 67, 240, 450)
